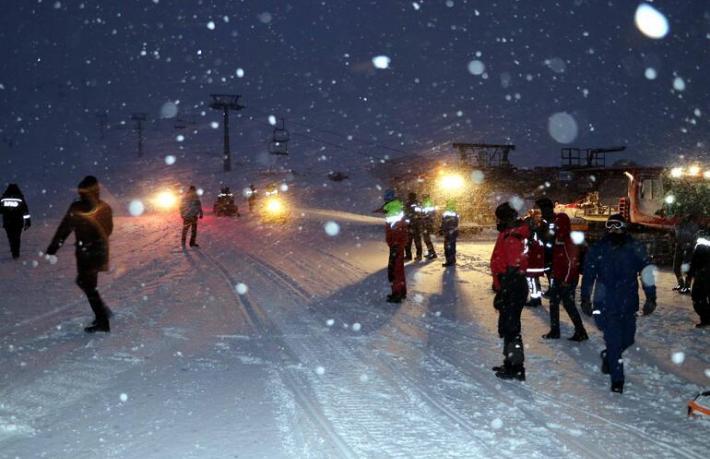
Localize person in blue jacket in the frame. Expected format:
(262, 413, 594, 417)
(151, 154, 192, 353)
(580, 214, 657, 394)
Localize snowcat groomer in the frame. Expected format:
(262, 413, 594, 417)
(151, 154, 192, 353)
(213, 186, 240, 217)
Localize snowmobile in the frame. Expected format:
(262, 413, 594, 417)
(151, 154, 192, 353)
(213, 186, 240, 217)
(688, 391, 710, 418)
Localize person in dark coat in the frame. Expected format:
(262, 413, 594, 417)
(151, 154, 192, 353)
(404, 192, 423, 261)
(46, 176, 113, 333)
(180, 185, 203, 247)
(673, 214, 699, 294)
(542, 213, 588, 341)
(384, 198, 408, 303)
(581, 214, 656, 394)
(688, 230, 710, 327)
(524, 210, 546, 307)
(535, 197, 556, 295)
(247, 184, 257, 213)
(420, 194, 437, 259)
(490, 202, 530, 381)
(439, 199, 459, 267)
(0, 184, 31, 259)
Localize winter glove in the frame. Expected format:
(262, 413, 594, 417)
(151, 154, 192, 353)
(642, 299, 657, 316)
(580, 298, 593, 317)
(493, 292, 504, 311)
(24, 218, 31, 231)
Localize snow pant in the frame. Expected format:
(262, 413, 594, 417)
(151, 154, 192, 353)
(422, 224, 436, 256)
(527, 277, 542, 300)
(4, 225, 22, 259)
(673, 245, 692, 288)
(405, 224, 422, 259)
(495, 271, 528, 367)
(691, 278, 710, 324)
(443, 234, 457, 264)
(388, 245, 406, 298)
(548, 280, 585, 334)
(595, 313, 636, 383)
(181, 217, 198, 246)
(76, 268, 110, 327)
(248, 197, 256, 212)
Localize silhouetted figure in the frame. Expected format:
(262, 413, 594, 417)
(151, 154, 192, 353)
(581, 214, 656, 394)
(404, 192, 422, 261)
(248, 184, 257, 213)
(688, 230, 710, 328)
(1, 184, 31, 259)
(385, 198, 408, 303)
(180, 186, 203, 247)
(439, 199, 459, 267)
(673, 214, 699, 294)
(46, 176, 113, 333)
(490, 202, 529, 381)
(420, 194, 437, 259)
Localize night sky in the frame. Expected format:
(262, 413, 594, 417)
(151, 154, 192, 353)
(1, 0, 709, 168)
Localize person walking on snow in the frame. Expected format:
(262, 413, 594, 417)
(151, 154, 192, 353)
(490, 202, 530, 381)
(0, 184, 31, 259)
(439, 199, 459, 267)
(384, 197, 408, 303)
(542, 212, 588, 341)
(46, 176, 114, 333)
(180, 185, 203, 248)
(247, 184, 257, 213)
(673, 214, 699, 294)
(535, 197, 556, 296)
(404, 192, 423, 261)
(688, 229, 710, 328)
(580, 213, 657, 394)
(523, 210, 546, 307)
(420, 194, 438, 259)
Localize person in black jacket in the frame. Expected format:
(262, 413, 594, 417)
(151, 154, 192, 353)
(688, 230, 710, 328)
(404, 192, 423, 261)
(673, 215, 699, 294)
(1, 184, 31, 259)
(46, 176, 114, 333)
(439, 199, 459, 267)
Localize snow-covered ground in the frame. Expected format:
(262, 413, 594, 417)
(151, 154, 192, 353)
(1, 167, 709, 458)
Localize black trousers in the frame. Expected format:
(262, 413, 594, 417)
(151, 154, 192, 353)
(405, 224, 422, 259)
(181, 217, 198, 245)
(4, 226, 22, 259)
(692, 277, 710, 324)
(76, 268, 110, 326)
(548, 280, 585, 333)
(495, 272, 528, 366)
(444, 235, 457, 264)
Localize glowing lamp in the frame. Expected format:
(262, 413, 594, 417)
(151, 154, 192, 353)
(438, 173, 465, 192)
(664, 194, 676, 205)
(153, 190, 178, 210)
(704, 170, 710, 180)
(265, 197, 285, 215)
(688, 165, 701, 176)
(670, 167, 683, 178)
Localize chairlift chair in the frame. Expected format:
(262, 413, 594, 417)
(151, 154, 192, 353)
(269, 118, 290, 156)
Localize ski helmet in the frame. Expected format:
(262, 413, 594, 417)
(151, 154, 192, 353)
(383, 189, 396, 203)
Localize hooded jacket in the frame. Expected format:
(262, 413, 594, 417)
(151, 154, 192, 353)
(524, 216, 546, 278)
(491, 220, 530, 291)
(180, 191, 203, 219)
(581, 233, 656, 317)
(551, 213, 580, 284)
(46, 178, 113, 271)
(689, 233, 710, 280)
(1, 184, 30, 229)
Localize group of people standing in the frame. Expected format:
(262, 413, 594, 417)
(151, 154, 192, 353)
(382, 190, 459, 303)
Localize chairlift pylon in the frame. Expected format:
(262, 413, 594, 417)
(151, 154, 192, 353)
(269, 118, 290, 156)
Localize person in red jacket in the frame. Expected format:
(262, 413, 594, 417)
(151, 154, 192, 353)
(542, 213, 589, 341)
(490, 202, 530, 381)
(385, 198, 408, 303)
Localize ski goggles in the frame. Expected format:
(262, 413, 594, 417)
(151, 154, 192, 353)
(605, 220, 626, 230)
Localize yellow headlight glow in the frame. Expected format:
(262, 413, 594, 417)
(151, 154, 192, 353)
(153, 190, 178, 210)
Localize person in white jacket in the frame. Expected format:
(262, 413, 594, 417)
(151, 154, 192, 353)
(180, 186, 203, 248)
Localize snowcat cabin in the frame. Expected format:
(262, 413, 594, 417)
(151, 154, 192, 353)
(657, 165, 710, 227)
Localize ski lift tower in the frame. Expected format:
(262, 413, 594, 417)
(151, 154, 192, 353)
(209, 94, 244, 172)
(130, 112, 147, 157)
(452, 143, 516, 169)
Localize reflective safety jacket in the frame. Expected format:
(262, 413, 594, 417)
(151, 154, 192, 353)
(490, 221, 530, 291)
(1, 190, 30, 229)
(551, 213, 580, 284)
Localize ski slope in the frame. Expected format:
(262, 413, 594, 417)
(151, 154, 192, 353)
(1, 167, 709, 457)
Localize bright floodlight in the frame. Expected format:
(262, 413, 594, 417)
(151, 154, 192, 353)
(670, 167, 683, 178)
(688, 165, 701, 176)
(154, 190, 177, 210)
(704, 170, 710, 180)
(664, 194, 676, 205)
(265, 197, 285, 215)
(439, 173, 465, 192)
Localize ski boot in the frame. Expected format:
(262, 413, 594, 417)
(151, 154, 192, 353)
(542, 329, 560, 339)
(526, 297, 542, 307)
(85, 322, 110, 333)
(568, 329, 589, 342)
(495, 364, 526, 381)
(611, 381, 624, 394)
